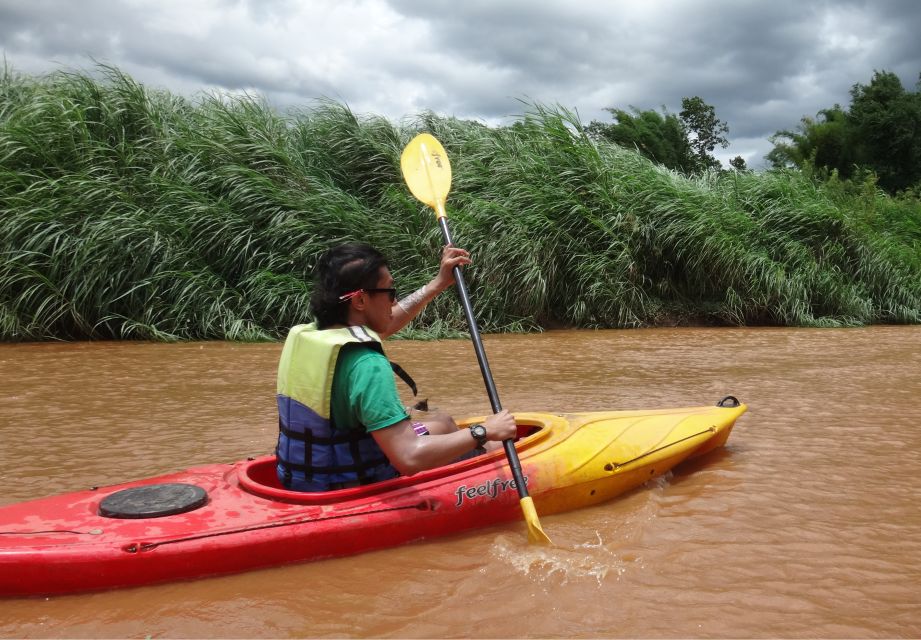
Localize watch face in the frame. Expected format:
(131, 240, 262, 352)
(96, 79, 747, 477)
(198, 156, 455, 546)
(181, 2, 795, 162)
(471, 424, 487, 444)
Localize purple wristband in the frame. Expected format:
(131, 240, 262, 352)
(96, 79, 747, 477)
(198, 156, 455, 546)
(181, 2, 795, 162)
(412, 421, 430, 436)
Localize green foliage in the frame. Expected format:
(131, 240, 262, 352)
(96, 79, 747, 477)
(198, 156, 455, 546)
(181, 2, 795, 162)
(585, 107, 695, 173)
(588, 96, 729, 173)
(768, 70, 921, 195)
(767, 106, 854, 178)
(1, 65, 920, 341)
(849, 71, 921, 193)
(729, 156, 747, 171)
(679, 96, 729, 171)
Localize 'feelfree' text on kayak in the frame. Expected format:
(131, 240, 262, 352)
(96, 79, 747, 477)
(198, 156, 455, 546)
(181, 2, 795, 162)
(453, 476, 529, 507)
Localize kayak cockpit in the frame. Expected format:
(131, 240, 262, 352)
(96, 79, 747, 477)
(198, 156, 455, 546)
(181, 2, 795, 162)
(236, 418, 554, 505)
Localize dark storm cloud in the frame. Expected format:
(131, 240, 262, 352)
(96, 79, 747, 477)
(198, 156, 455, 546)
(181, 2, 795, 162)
(2, 0, 920, 167)
(384, 0, 921, 163)
(384, 1, 818, 106)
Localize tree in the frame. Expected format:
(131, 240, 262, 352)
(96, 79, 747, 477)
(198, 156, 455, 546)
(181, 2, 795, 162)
(679, 96, 729, 171)
(729, 155, 747, 171)
(767, 70, 921, 194)
(848, 70, 921, 193)
(766, 106, 854, 178)
(586, 106, 696, 173)
(587, 96, 730, 174)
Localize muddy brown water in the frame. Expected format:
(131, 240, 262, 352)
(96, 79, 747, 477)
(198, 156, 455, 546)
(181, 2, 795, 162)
(1, 327, 920, 638)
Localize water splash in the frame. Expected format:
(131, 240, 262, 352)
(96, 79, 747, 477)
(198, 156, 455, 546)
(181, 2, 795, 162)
(487, 474, 673, 586)
(489, 530, 636, 586)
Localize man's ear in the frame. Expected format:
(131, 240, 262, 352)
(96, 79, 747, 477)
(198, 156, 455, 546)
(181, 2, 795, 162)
(350, 293, 368, 312)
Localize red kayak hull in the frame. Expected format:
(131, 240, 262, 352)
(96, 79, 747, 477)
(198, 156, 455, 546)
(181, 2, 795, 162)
(0, 403, 747, 596)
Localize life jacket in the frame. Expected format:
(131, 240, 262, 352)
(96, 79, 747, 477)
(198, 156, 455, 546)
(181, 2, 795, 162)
(275, 323, 410, 492)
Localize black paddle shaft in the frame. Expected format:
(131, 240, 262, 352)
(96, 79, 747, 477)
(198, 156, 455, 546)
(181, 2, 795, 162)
(437, 217, 530, 499)
(438, 219, 501, 412)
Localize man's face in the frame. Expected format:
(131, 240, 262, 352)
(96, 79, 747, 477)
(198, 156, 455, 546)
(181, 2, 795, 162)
(360, 266, 395, 334)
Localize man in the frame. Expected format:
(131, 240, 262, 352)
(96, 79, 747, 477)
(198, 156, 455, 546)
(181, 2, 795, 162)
(276, 242, 517, 491)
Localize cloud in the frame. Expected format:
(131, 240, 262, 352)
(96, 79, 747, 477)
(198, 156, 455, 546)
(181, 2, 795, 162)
(1, 0, 919, 168)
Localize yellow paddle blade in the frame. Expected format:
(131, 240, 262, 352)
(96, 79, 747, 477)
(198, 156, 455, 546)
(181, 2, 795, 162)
(520, 496, 552, 545)
(400, 133, 452, 219)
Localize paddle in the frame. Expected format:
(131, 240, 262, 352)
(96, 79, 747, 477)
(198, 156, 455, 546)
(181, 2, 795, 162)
(400, 133, 552, 545)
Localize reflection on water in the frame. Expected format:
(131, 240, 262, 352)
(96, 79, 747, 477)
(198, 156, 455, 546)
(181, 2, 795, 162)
(1, 327, 920, 638)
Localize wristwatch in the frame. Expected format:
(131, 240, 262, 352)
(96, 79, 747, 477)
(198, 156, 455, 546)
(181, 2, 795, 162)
(469, 424, 488, 450)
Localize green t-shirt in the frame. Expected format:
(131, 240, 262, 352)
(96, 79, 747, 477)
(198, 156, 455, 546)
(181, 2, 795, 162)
(330, 344, 409, 433)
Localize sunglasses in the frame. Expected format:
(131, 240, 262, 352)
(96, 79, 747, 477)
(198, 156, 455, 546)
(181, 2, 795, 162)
(338, 288, 398, 303)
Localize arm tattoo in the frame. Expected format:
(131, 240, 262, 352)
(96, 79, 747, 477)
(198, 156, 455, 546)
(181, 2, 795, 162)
(397, 284, 428, 313)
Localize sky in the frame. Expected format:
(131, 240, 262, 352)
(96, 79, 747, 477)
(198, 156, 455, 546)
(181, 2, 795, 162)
(1, 0, 920, 169)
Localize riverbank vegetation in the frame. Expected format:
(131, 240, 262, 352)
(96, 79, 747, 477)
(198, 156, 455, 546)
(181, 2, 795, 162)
(2, 66, 920, 341)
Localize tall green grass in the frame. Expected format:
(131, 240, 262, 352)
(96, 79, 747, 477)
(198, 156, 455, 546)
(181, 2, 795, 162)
(2, 66, 920, 341)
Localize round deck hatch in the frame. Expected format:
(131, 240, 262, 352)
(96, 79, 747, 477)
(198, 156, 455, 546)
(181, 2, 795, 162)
(99, 483, 208, 519)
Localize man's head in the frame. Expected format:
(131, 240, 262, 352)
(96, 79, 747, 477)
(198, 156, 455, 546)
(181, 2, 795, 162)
(311, 243, 394, 331)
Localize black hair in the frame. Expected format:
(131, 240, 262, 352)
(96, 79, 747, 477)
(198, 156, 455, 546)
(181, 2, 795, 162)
(310, 242, 388, 328)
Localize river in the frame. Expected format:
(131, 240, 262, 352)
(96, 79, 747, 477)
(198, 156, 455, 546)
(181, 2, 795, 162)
(1, 327, 919, 638)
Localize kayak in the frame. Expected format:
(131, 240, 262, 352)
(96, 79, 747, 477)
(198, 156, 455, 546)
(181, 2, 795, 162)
(0, 397, 746, 597)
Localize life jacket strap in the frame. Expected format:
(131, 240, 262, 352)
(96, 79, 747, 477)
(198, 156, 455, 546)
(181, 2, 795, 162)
(278, 420, 391, 479)
(390, 361, 417, 396)
(279, 421, 373, 445)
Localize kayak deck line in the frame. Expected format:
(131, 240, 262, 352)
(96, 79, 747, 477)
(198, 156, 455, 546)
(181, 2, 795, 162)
(0, 528, 104, 536)
(550, 409, 725, 474)
(0, 399, 748, 597)
(126, 499, 437, 553)
(605, 426, 717, 471)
